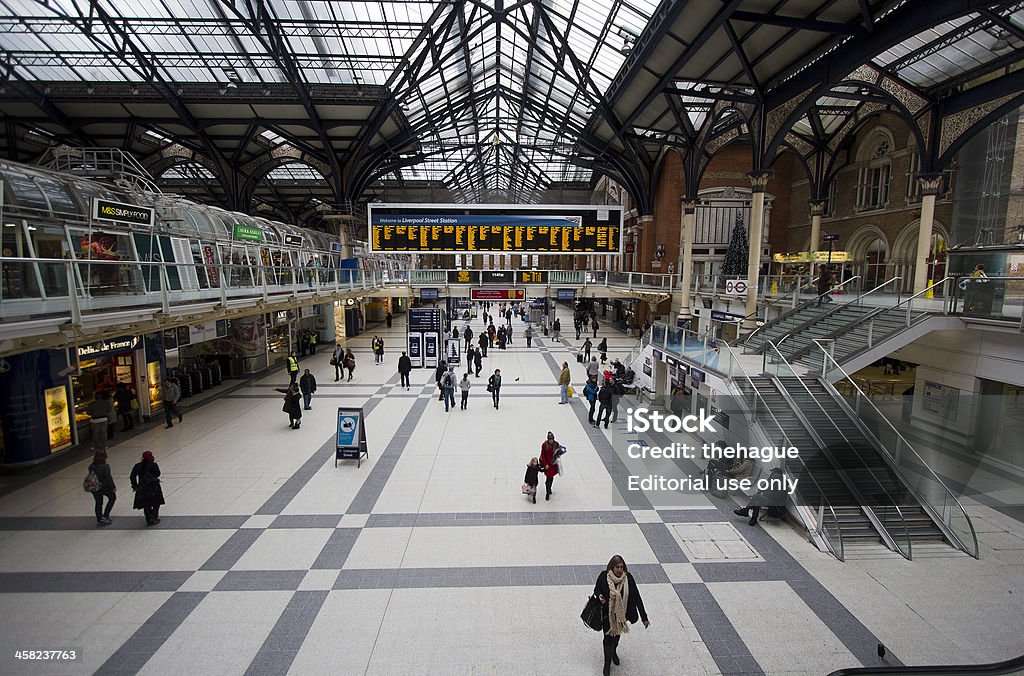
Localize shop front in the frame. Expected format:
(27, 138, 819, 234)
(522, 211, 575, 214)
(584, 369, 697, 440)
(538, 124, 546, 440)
(164, 319, 229, 396)
(70, 335, 148, 445)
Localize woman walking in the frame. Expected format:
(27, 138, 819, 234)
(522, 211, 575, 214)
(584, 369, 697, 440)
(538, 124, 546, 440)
(459, 372, 471, 410)
(593, 554, 650, 675)
(130, 451, 165, 526)
(487, 369, 502, 409)
(275, 383, 303, 429)
(539, 431, 562, 500)
(88, 451, 116, 526)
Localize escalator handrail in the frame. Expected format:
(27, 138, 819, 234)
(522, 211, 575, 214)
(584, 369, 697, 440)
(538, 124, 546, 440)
(828, 652, 1024, 675)
(765, 341, 914, 560)
(810, 340, 980, 559)
(718, 342, 846, 561)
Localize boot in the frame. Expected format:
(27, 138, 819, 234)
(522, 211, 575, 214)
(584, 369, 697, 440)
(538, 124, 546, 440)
(733, 508, 749, 517)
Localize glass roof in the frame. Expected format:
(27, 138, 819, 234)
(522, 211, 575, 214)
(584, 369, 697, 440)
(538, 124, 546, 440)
(1, 0, 1020, 204)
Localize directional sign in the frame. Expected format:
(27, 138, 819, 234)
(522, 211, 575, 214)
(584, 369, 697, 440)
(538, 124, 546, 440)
(823, 234, 840, 242)
(471, 288, 525, 301)
(724, 279, 748, 296)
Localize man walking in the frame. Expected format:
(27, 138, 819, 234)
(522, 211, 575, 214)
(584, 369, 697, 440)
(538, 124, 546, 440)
(464, 326, 474, 352)
(582, 338, 592, 361)
(332, 344, 345, 382)
(287, 352, 300, 385)
(524, 325, 533, 348)
(591, 318, 599, 338)
(473, 346, 483, 377)
(299, 369, 317, 410)
(488, 369, 502, 409)
(398, 351, 412, 390)
(162, 377, 184, 429)
(442, 366, 458, 412)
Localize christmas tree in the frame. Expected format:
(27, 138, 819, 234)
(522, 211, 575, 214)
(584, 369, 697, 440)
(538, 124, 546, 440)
(721, 211, 749, 276)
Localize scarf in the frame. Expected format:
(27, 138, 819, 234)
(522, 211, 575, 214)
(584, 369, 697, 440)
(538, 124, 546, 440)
(606, 570, 630, 636)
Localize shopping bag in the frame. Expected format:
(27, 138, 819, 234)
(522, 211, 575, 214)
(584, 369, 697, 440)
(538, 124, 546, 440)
(567, 385, 574, 398)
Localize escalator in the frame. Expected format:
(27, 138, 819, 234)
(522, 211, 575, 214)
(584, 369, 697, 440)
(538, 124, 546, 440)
(733, 376, 888, 551)
(775, 375, 948, 549)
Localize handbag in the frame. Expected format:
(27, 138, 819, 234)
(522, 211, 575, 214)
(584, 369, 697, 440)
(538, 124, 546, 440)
(330, 357, 338, 366)
(581, 594, 604, 632)
(521, 483, 533, 495)
(567, 384, 574, 398)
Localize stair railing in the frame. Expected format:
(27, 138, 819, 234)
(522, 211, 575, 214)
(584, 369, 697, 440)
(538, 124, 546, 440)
(809, 340, 980, 559)
(764, 341, 914, 559)
(740, 275, 862, 352)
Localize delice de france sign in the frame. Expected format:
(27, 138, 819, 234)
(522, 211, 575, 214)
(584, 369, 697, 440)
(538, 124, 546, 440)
(91, 198, 155, 227)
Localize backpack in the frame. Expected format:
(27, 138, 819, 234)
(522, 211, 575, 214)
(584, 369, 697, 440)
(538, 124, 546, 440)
(83, 470, 102, 493)
(598, 387, 612, 404)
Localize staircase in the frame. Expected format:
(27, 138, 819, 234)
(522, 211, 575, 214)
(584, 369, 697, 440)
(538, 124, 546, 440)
(732, 376, 885, 550)
(775, 375, 948, 552)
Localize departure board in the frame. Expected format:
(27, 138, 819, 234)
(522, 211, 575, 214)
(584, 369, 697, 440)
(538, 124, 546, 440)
(368, 204, 622, 254)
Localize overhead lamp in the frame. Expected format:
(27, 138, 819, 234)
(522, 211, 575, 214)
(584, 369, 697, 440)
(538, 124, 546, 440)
(993, 38, 1010, 51)
(85, 85, 95, 95)
(129, 85, 139, 95)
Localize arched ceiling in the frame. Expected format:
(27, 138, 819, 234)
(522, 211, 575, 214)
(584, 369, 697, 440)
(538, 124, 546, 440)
(0, 0, 1022, 217)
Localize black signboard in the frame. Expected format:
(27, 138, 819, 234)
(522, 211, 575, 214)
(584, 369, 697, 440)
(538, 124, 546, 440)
(448, 270, 481, 284)
(408, 308, 443, 332)
(92, 198, 155, 227)
(78, 335, 142, 358)
(519, 270, 549, 284)
(284, 234, 304, 247)
(482, 270, 514, 284)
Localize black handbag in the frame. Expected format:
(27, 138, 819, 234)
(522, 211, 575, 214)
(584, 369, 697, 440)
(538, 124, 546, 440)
(581, 594, 603, 632)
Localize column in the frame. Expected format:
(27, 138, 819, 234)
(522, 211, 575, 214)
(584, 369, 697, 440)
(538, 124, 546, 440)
(913, 176, 943, 294)
(636, 216, 653, 273)
(743, 173, 770, 328)
(808, 200, 825, 253)
(677, 199, 697, 318)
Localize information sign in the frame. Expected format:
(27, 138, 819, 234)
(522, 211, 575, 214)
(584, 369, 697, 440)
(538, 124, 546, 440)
(519, 270, 549, 284)
(556, 288, 576, 300)
(724, 279, 748, 296)
(408, 308, 443, 332)
(368, 203, 622, 254)
(448, 270, 481, 284)
(482, 270, 514, 284)
(420, 288, 440, 300)
(823, 233, 840, 242)
(471, 288, 526, 301)
(335, 407, 369, 468)
(284, 234, 304, 247)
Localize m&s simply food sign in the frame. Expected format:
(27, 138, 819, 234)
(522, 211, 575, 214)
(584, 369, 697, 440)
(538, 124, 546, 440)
(91, 198, 155, 227)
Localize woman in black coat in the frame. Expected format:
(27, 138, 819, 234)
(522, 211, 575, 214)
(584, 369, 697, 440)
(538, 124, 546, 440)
(275, 384, 302, 429)
(130, 451, 165, 526)
(593, 554, 649, 675)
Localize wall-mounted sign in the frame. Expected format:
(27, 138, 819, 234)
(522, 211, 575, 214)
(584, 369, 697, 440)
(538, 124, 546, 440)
(420, 288, 440, 300)
(556, 288, 576, 300)
(822, 234, 840, 242)
(448, 270, 481, 284)
(233, 223, 264, 242)
(91, 198, 154, 227)
(724, 279, 748, 296)
(813, 250, 849, 263)
(78, 335, 141, 358)
(284, 234, 304, 247)
(368, 203, 622, 254)
(482, 270, 514, 284)
(518, 270, 549, 284)
(330, 241, 344, 254)
(471, 288, 525, 301)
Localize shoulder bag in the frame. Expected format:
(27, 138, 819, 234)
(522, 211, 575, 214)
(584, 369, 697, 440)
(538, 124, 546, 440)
(581, 594, 604, 632)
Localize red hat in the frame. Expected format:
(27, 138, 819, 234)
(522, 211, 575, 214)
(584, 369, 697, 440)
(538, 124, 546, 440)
(142, 451, 154, 460)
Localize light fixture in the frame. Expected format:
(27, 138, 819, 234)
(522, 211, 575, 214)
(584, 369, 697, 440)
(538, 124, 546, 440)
(85, 85, 95, 95)
(129, 85, 139, 95)
(993, 38, 1009, 51)
(226, 81, 237, 90)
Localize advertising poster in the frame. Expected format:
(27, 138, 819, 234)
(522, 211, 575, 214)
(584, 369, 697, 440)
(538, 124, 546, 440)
(44, 386, 72, 452)
(148, 361, 163, 413)
(337, 410, 361, 448)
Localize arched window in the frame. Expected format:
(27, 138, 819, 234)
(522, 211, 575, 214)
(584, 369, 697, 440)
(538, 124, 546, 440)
(856, 129, 893, 211)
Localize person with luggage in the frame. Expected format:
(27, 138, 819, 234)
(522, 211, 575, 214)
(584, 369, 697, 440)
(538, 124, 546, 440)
(539, 431, 564, 500)
(87, 450, 116, 526)
(598, 338, 608, 364)
(582, 338, 592, 361)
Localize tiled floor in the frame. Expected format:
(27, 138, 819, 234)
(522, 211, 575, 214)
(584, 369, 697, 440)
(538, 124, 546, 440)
(0, 308, 1021, 675)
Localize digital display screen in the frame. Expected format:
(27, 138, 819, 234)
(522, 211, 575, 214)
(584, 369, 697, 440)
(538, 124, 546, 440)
(368, 204, 622, 254)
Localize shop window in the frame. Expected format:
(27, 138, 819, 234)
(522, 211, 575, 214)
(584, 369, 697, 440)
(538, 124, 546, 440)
(1, 221, 42, 299)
